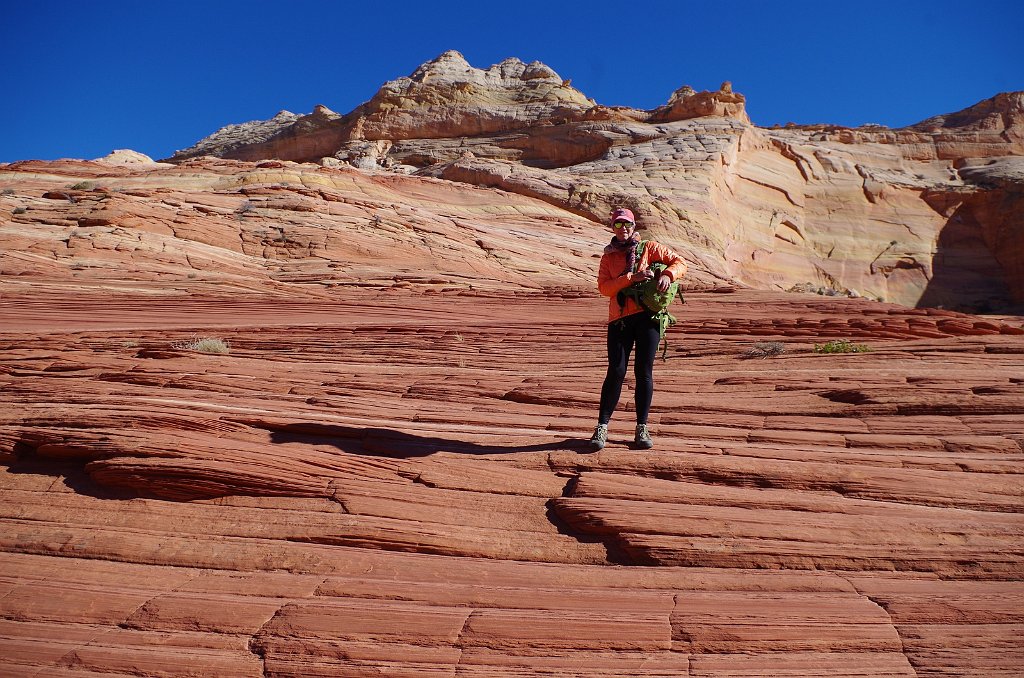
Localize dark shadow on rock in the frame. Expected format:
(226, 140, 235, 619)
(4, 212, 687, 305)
(917, 189, 1019, 313)
(547, 478, 636, 566)
(264, 421, 592, 458)
(265, 423, 629, 561)
(6, 452, 137, 500)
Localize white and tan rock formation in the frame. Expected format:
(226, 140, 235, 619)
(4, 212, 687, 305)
(166, 54, 1023, 312)
(93, 149, 172, 167)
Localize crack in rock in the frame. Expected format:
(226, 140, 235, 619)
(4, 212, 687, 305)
(838, 574, 920, 678)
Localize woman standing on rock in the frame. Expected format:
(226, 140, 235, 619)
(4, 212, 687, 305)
(590, 208, 686, 450)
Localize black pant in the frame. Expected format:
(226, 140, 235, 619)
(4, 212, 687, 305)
(598, 312, 660, 425)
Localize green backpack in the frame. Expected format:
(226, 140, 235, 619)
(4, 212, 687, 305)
(618, 241, 684, 360)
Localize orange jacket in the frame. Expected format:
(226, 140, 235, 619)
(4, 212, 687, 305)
(598, 239, 687, 323)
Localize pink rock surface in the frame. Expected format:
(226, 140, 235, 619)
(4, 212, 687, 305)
(1, 287, 1022, 677)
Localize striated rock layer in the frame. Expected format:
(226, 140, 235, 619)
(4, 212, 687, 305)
(167, 51, 1024, 312)
(1, 284, 1023, 677)
(0, 156, 603, 293)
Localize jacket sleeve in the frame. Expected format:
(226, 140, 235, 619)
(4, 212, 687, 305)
(597, 255, 635, 297)
(646, 241, 687, 282)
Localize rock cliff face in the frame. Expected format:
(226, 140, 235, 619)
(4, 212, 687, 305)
(0, 156, 600, 292)
(170, 53, 1024, 312)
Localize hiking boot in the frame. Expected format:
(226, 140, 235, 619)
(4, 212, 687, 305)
(589, 424, 608, 450)
(634, 424, 653, 449)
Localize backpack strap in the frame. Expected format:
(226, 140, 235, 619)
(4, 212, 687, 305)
(640, 242, 674, 360)
(617, 240, 647, 313)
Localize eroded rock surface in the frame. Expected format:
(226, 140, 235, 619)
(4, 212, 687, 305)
(164, 52, 1024, 312)
(1, 288, 1022, 677)
(0, 156, 602, 292)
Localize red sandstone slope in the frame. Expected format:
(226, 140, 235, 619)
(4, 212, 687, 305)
(1, 289, 1023, 677)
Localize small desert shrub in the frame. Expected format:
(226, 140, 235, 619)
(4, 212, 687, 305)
(1, 188, 15, 196)
(744, 341, 786, 359)
(122, 340, 139, 349)
(814, 339, 871, 354)
(69, 181, 95, 190)
(13, 207, 27, 214)
(236, 201, 255, 218)
(173, 337, 230, 354)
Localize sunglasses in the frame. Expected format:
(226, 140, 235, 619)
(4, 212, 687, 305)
(612, 220, 634, 229)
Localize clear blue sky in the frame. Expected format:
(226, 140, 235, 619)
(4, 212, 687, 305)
(3, 0, 1022, 163)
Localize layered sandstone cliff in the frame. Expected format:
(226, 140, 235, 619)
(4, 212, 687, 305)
(169, 52, 1024, 312)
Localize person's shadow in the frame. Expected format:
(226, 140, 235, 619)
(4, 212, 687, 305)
(266, 421, 592, 458)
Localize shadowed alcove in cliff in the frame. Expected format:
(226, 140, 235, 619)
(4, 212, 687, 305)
(917, 197, 1015, 313)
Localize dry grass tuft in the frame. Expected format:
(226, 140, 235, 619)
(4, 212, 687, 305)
(744, 341, 786, 359)
(173, 337, 230, 354)
(814, 339, 871, 354)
